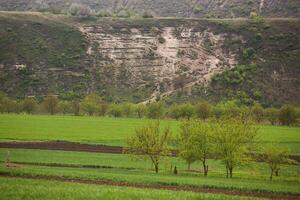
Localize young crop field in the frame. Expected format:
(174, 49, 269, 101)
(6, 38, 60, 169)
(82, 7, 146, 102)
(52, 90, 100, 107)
(0, 114, 299, 154)
(0, 148, 299, 195)
(0, 114, 299, 199)
(0, 177, 261, 200)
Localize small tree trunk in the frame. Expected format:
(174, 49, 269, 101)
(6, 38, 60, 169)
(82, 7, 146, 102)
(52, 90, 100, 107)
(202, 160, 208, 176)
(155, 164, 159, 173)
(229, 168, 233, 178)
(226, 166, 229, 178)
(275, 168, 279, 176)
(188, 162, 191, 170)
(270, 169, 274, 181)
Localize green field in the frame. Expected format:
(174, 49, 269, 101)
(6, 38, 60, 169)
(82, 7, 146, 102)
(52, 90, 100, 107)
(0, 148, 299, 195)
(0, 114, 299, 154)
(0, 177, 261, 200)
(0, 113, 300, 199)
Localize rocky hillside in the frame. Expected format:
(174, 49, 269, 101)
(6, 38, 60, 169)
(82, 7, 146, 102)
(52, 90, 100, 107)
(0, 12, 299, 105)
(0, 0, 299, 18)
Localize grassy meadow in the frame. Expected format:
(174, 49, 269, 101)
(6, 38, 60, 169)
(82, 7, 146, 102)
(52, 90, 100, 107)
(0, 114, 299, 154)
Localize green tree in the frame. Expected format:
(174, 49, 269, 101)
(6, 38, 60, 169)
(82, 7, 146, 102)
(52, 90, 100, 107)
(178, 120, 198, 170)
(212, 118, 258, 178)
(168, 104, 181, 120)
(0, 92, 18, 113)
(125, 122, 171, 173)
(109, 103, 123, 118)
(58, 101, 71, 114)
(251, 103, 264, 123)
(68, 3, 92, 19)
(81, 93, 102, 116)
(264, 108, 279, 125)
(135, 104, 146, 118)
(278, 105, 297, 126)
(178, 120, 212, 176)
(22, 97, 37, 114)
(99, 103, 109, 116)
(179, 103, 195, 120)
(217, 101, 242, 118)
(195, 101, 212, 120)
(71, 100, 80, 116)
(263, 145, 296, 180)
(147, 102, 164, 119)
(212, 105, 224, 119)
(192, 120, 212, 176)
(121, 103, 135, 117)
(43, 94, 58, 115)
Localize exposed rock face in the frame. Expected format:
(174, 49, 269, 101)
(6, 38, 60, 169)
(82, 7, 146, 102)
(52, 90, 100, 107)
(81, 24, 237, 102)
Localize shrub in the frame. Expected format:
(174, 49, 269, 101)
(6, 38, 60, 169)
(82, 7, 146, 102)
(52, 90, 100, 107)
(264, 108, 279, 125)
(195, 101, 212, 120)
(142, 10, 154, 18)
(158, 36, 166, 44)
(97, 10, 112, 17)
(43, 94, 58, 115)
(278, 105, 297, 126)
(68, 3, 92, 19)
(116, 10, 131, 18)
(22, 97, 37, 114)
(147, 102, 164, 119)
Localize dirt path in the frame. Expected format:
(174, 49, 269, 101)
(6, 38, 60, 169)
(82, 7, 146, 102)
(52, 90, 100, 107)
(0, 174, 299, 200)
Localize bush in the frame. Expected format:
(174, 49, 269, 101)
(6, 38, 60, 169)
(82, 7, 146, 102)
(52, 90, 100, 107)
(68, 3, 92, 19)
(22, 97, 37, 114)
(251, 103, 264, 123)
(158, 36, 166, 44)
(80, 93, 102, 116)
(264, 108, 279, 125)
(242, 48, 256, 60)
(116, 10, 131, 18)
(142, 11, 154, 18)
(147, 102, 164, 119)
(97, 10, 112, 17)
(43, 94, 59, 115)
(109, 104, 123, 118)
(195, 101, 212, 120)
(278, 105, 297, 126)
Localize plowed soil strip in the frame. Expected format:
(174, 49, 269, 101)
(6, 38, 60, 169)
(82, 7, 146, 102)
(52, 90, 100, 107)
(0, 141, 299, 162)
(0, 174, 299, 200)
(0, 141, 123, 154)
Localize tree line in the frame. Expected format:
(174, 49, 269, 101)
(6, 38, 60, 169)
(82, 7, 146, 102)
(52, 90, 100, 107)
(125, 118, 297, 180)
(0, 92, 299, 126)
